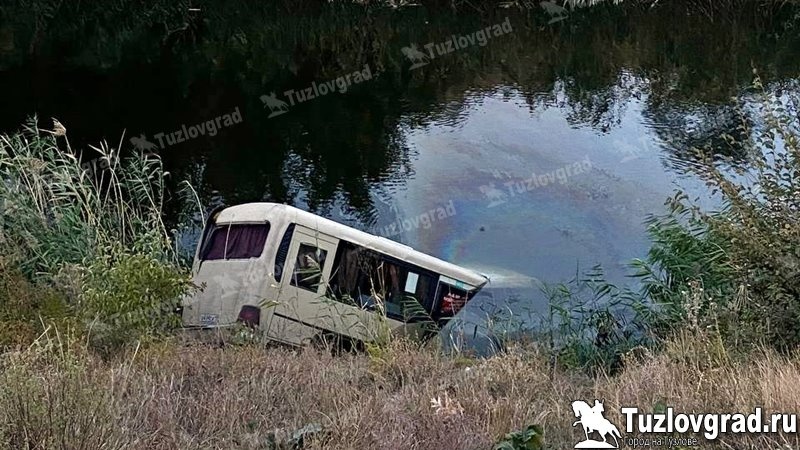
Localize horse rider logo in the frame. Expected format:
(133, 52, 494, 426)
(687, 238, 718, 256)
(401, 44, 431, 70)
(130, 134, 158, 151)
(260, 92, 290, 118)
(479, 182, 507, 208)
(612, 137, 650, 164)
(571, 399, 622, 448)
(540, 1, 569, 24)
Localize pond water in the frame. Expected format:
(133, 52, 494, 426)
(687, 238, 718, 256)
(2, 1, 799, 343)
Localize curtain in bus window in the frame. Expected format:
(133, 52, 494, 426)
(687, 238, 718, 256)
(329, 243, 381, 308)
(331, 245, 361, 300)
(382, 263, 404, 317)
(202, 223, 270, 260)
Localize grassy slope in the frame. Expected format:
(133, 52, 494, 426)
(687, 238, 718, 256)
(1, 333, 799, 450)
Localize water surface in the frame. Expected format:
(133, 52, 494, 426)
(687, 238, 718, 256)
(2, 1, 799, 339)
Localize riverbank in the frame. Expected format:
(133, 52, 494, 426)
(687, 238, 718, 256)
(2, 332, 798, 449)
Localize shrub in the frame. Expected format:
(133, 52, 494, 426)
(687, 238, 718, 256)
(75, 248, 195, 355)
(632, 74, 800, 351)
(493, 424, 544, 450)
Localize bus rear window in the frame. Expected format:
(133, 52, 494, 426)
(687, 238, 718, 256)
(201, 223, 270, 260)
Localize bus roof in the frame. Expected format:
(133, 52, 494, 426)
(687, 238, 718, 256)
(213, 202, 489, 289)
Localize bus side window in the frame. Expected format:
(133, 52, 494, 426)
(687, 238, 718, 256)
(401, 270, 436, 320)
(327, 241, 437, 321)
(328, 243, 392, 310)
(291, 244, 327, 292)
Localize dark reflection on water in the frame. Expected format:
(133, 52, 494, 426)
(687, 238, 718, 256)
(1, 1, 800, 328)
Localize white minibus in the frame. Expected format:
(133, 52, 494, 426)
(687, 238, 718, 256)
(181, 203, 489, 346)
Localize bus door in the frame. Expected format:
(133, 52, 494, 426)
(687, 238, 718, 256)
(268, 225, 339, 344)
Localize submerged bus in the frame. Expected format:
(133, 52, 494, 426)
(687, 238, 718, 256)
(181, 202, 489, 346)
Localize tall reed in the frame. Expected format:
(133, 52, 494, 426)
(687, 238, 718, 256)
(0, 117, 196, 352)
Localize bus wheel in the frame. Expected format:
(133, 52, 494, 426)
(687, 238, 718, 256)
(311, 332, 363, 354)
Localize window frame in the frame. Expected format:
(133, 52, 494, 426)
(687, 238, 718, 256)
(274, 223, 296, 282)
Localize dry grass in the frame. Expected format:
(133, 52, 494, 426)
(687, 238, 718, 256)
(1, 331, 799, 450)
